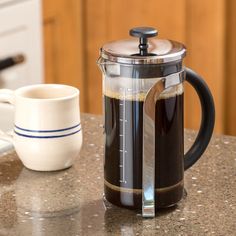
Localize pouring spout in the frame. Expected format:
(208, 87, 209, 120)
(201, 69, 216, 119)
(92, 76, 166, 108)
(97, 57, 118, 75)
(96, 56, 104, 66)
(97, 57, 106, 74)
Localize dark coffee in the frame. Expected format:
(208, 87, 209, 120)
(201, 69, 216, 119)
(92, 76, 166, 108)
(104, 88, 184, 209)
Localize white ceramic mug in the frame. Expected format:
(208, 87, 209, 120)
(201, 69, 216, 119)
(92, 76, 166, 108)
(0, 84, 82, 171)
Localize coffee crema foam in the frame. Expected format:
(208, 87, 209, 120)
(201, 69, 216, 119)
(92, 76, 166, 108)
(104, 84, 184, 101)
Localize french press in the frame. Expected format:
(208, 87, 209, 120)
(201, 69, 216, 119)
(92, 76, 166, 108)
(97, 27, 215, 218)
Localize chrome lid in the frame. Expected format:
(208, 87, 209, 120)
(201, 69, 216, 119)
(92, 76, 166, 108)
(100, 27, 186, 64)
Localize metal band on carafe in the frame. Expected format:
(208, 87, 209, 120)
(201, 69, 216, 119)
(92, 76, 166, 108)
(142, 70, 185, 218)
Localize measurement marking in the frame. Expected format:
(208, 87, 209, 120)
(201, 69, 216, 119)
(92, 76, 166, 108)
(121, 95, 126, 183)
(119, 90, 129, 184)
(119, 150, 127, 153)
(119, 119, 128, 122)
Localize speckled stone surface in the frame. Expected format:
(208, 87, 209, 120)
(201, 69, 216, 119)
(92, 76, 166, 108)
(0, 113, 235, 236)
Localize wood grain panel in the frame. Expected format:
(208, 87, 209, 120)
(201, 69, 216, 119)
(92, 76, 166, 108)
(84, 0, 108, 113)
(185, 0, 225, 133)
(107, 0, 186, 41)
(43, 18, 58, 84)
(85, 0, 187, 114)
(43, 0, 85, 111)
(225, 0, 236, 135)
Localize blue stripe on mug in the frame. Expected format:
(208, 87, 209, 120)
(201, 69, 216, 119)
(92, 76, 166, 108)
(14, 129, 81, 139)
(14, 123, 81, 133)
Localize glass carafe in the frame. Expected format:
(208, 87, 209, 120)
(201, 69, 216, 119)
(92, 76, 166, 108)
(98, 27, 215, 217)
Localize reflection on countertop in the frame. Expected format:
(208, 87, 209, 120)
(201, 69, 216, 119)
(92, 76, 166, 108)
(0, 113, 235, 235)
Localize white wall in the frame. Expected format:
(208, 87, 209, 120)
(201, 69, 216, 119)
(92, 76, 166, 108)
(0, 0, 43, 89)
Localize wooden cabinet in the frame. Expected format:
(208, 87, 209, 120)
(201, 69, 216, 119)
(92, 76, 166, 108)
(42, 0, 85, 111)
(225, 0, 236, 135)
(42, 0, 236, 135)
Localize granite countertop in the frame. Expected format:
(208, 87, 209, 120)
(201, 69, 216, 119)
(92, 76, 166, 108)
(0, 113, 235, 236)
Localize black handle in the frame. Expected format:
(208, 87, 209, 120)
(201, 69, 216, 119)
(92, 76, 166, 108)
(184, 68, 215, 170)
(129, 27, 157, 56)
(0, 54, 25, 71)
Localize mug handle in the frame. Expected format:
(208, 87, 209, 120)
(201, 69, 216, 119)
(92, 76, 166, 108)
(184, 68, 215, 170)
(0, 89, 14, 142)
